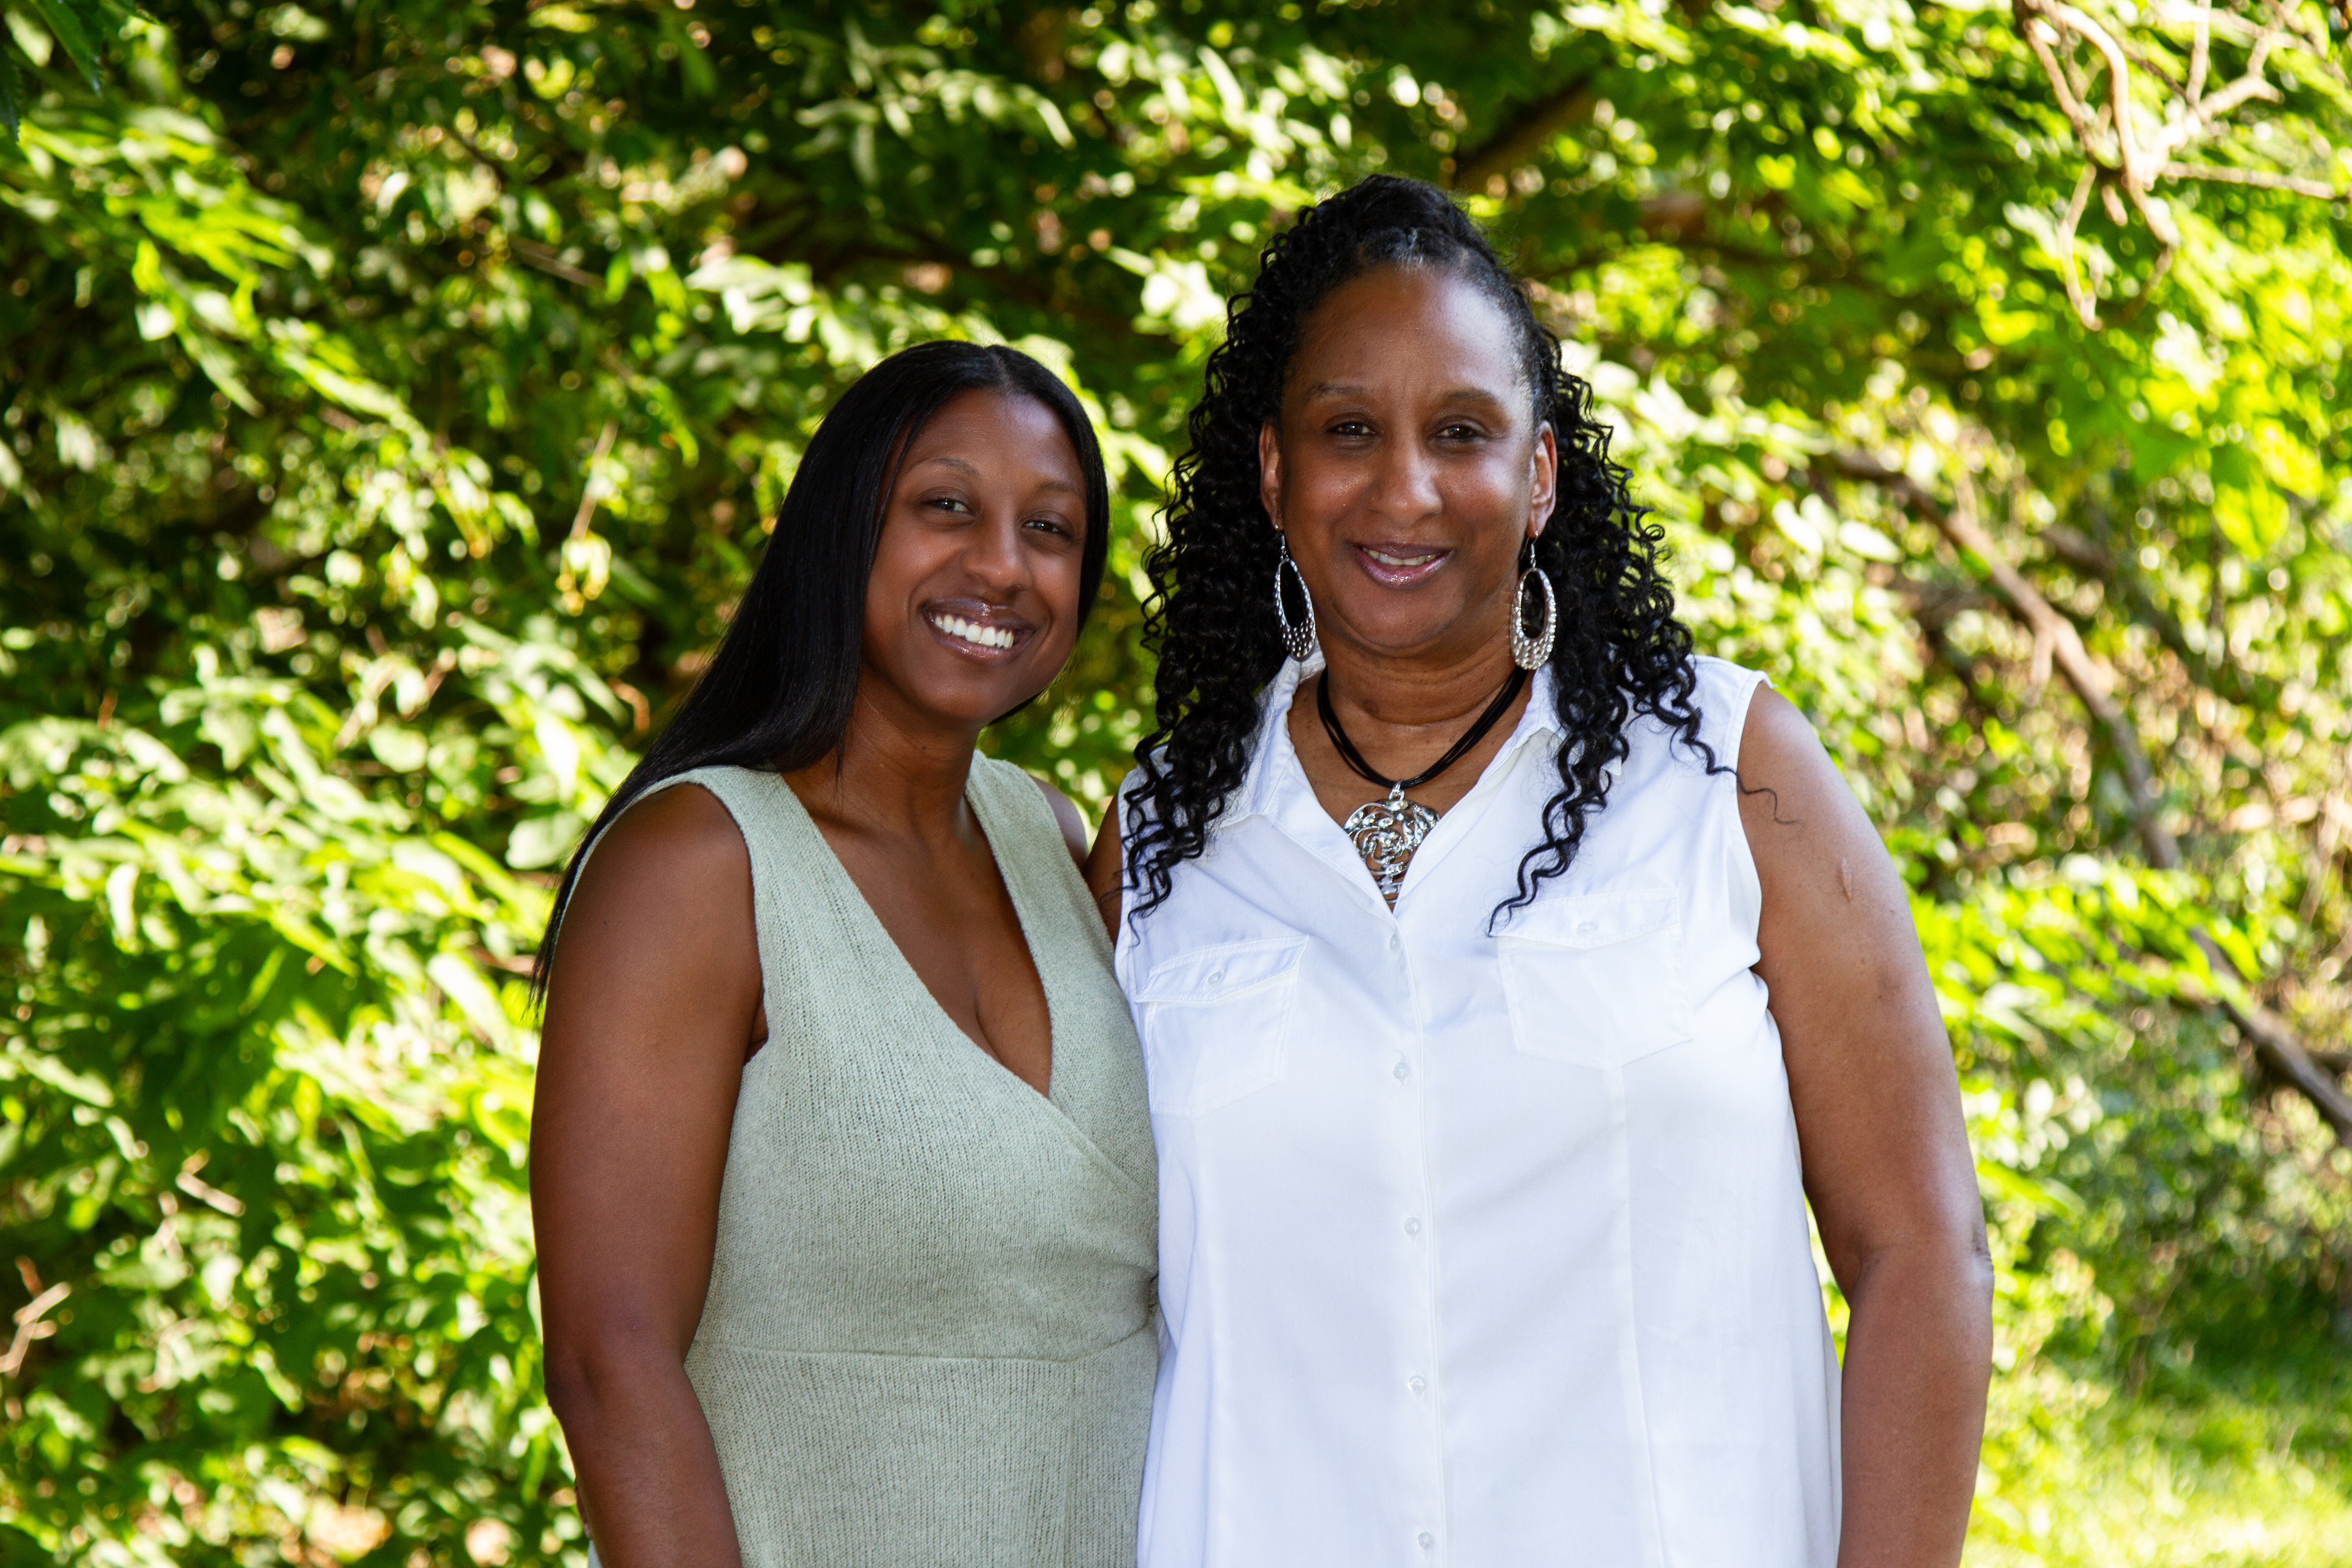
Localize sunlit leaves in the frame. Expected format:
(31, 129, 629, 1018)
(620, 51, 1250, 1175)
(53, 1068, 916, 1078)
(3, 0, 2351, 1560)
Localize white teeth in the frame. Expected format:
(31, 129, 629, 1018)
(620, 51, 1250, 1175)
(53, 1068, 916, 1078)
(1366, 548, 1439, 568)
(932, 612, 1016, 651)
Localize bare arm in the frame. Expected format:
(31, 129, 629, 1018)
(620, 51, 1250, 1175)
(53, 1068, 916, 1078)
(1030, 773, 1091, 870)
(1084, 793, 1125, 943)
(1739, 688, 1993, 1568)
(531, 785, 761, 1568)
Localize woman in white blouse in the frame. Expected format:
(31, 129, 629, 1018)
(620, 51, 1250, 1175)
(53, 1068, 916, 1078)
(1087, 175, 1991, 1568)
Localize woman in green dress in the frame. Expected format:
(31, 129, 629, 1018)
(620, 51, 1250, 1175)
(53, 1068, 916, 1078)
(530, 342, 1156, 1568)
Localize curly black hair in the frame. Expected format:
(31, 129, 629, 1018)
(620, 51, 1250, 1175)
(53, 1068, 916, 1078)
(1124, 173, 1716, 927)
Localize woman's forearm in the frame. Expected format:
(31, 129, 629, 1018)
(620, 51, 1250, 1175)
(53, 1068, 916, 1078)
(547, 1347, 742, 1568)
(1833, 1235, 1995, 1568)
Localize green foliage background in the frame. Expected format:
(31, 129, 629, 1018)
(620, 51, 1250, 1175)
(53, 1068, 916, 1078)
(2, 0, 2350, 1562)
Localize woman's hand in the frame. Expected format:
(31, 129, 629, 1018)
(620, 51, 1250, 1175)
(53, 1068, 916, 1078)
(1740, 687, 1994, 1568)
(531, 784, 764, 1568)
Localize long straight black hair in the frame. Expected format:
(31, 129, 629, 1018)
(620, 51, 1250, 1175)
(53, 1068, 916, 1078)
(531, 340, 1112, 996)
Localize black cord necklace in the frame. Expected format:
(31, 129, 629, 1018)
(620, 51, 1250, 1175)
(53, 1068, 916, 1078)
(1315, 665, 1528, 904)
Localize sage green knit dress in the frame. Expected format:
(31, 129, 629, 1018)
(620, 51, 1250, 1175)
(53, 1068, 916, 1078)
(605, 758, 1158, 1568)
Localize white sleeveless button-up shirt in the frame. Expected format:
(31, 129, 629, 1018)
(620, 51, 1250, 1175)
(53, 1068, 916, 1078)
(1116, 654, 1839, 1568)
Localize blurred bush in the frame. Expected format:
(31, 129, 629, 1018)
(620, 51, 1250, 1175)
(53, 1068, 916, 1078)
(2, 0, 2349, 1561)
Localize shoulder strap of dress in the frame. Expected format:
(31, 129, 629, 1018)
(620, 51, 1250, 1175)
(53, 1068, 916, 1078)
(561, 766, 814, 989)
(966, 754, 1063, 866)
(967, 754, 1103, 938)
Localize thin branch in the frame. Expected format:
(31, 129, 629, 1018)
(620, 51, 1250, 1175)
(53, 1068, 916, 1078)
(2020, 11, 2111, 154)
(1829, 449, 2352, 1145)
(1449, 74, 1597, 193)
(508, 238, 603, 289)
(2161, 160, 2350, 198)
(2057, 165, 2104, 328)
(2191, 69, 2285, 125)
(2004, 0, 2349, 332)
(2186, 0, 2214, 104)
(2034, 523, 2281, 710)
(2036, 0, 2163, 207)
(571, 420, 617, 540)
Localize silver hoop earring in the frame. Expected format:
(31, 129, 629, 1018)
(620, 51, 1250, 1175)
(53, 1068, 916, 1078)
(1511, 548, 1556, 671)
(1274, 533, 1319, 663)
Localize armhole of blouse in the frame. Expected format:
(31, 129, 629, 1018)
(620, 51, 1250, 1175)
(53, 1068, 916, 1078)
(1715, 662, 1773, 774)
(1717, 667, 1773, 943)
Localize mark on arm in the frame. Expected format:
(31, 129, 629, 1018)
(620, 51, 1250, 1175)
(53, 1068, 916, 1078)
(1840, 857, 1855, 902)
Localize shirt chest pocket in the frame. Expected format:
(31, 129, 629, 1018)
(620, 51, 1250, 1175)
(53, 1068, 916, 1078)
(1131, 936, 1307, 1116)
(1495, 890, 1694, 1070)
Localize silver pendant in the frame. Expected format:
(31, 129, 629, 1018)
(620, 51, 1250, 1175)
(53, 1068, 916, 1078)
(1343, 784, 1437, 906)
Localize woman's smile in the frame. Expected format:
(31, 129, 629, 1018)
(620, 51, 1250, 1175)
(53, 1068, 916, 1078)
(1352, 540, 1453, 588)
(859, 387, 1090, 728)
(923, 599, 1032, 658)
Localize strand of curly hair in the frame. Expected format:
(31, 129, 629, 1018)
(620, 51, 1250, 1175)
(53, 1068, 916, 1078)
(1123, 174, 1721, 928)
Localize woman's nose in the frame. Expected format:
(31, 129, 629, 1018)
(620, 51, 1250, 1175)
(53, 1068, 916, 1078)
(962, 511, 1030, 592)
(1366, 443, 1443, 525)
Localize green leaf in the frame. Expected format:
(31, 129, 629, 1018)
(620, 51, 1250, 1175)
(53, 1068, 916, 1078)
(0, 35, 22, 141)
(29, 0, 100, 91)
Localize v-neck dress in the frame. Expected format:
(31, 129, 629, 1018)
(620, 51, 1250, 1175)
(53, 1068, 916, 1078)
(608, 758, 1158, 1567)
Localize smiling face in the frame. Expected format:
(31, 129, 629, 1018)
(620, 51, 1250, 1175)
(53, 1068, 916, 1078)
(1260, 265, 1557, 669)
(858, 388, 1090, 736)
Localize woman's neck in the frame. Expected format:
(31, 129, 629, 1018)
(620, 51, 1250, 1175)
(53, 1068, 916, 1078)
(784, 687, 983, 847)
(1289, 636, 1536, 828)
(1317, 637, 1524, 740)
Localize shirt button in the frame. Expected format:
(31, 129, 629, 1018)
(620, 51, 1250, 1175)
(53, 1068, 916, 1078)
(1403, 1217, 1422, 1237)
(1408, 1375, 1427, 1395)
(1393, 1060, 1410, 1080)
(1388, 932, 1401, 953)
(1206, 970, 1224, 986)
(1576, 920, 1598, 936)
(1419, 1532, 1436, 1550)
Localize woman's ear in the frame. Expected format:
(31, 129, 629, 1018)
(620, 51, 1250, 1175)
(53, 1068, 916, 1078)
(1527, 422, 1559, 538)
(1258, 420, 1284, 530)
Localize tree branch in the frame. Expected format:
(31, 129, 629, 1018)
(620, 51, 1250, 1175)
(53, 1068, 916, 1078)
(2160, 160, 2351, 199)
(2034, 522, 2281, 711)
(508, 238, 603, 289)
(1830, 449, 2352, 1145)
(1449, 74, 1596, 193)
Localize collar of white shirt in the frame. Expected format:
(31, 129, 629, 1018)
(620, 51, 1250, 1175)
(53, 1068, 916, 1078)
(1225, 652, 1574, 918)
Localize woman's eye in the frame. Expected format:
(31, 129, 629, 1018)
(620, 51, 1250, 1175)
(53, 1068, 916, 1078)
(1437, 423, 1486, 442)
(1025, 514, 1077, 539)
(1329, 419, 1373, 438)
(927, 495, 973, 514)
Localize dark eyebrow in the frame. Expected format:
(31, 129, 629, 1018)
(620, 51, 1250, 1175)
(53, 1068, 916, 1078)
(911, 453, 1082, 497)
(1301, 381, 1511, 409)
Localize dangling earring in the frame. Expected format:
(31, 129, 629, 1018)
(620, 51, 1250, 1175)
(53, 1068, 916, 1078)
(1274, 531, 1319, 663)
(1511, 541, 1557, 671)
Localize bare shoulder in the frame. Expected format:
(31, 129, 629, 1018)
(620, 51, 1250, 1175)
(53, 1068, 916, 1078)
(1028, 773, 1090, 869)
(1734, 685, 1912, 932)
(1734, 686, 1834, 792)
(567, 784, 748, 912)
(1733, 686, 1857, 851)
(548, 784, 753, 983)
